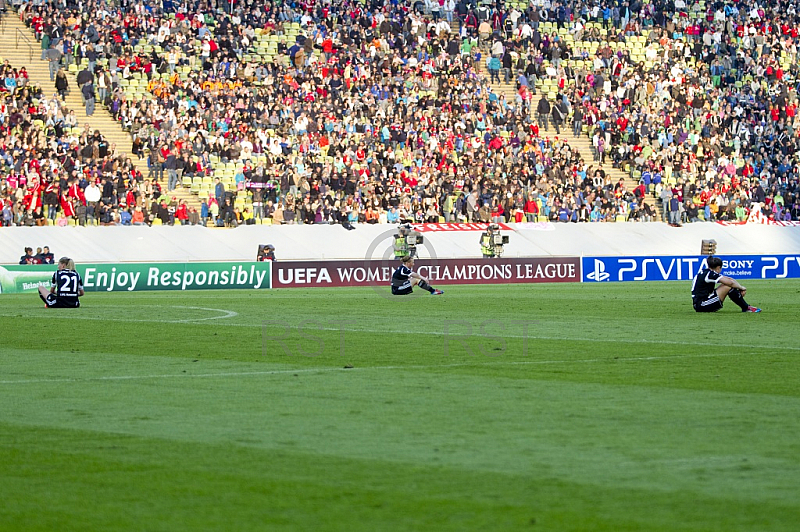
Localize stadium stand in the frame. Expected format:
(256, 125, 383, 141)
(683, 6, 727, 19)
(1, 0, 799, 227)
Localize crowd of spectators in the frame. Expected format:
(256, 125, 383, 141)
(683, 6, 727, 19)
(2, 0, 800, 228)
(0, 55, 150, 227)
(564, 0, 800, 225)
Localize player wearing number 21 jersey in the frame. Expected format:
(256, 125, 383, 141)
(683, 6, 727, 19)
(38, 257, 84, 308)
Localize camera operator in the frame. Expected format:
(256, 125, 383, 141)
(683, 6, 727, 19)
(393, 224, 423, 259)
(479, 224, 508, 258)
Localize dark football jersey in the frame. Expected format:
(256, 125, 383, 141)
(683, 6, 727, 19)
(391, 265, 413, 288)
(691, 268, 721, 301)
(52, 270, 83, 306)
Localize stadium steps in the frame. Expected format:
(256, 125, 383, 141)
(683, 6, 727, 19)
(564, 131, 658, 216)
(0, 11, 197, 211)
(487, 76, 658, 218)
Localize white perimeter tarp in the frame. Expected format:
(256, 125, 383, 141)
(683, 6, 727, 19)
(2, 223, 799, 263)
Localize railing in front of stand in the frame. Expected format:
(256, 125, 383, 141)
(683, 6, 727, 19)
(15, 28, 35, 63)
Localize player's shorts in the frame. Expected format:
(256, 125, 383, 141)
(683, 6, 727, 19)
(693, 293, 723, 312)
(391, 282, 413, 296)
(41, 293, 80, 308)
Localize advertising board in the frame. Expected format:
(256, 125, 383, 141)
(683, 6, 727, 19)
(582, 255, 800, 282)
(273, 257, 581, 287)
(0, 262, 271, 294)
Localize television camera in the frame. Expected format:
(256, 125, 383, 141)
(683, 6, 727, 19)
(393, 224, 423, 259)
(480, 224, 509, 258)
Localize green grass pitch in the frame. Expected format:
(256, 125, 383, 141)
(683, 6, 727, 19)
(1, 281, 799, 532)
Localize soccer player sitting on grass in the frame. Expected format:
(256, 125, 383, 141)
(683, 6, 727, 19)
(38, 257, 84, 308)
(391, 255, 444, 296)
(691, 256, 761, 313)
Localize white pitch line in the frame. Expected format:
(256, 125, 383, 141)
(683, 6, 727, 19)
(303, 327, 800, 353)
(1, 310, 796, 352)
(0, 351, 761, 386)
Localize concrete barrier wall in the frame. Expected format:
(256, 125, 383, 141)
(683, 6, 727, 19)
(2, 223, 800, 264)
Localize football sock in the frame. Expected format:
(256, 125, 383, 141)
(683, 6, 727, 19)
(728, 288, 749, 311)
(418, 280, 435, 293)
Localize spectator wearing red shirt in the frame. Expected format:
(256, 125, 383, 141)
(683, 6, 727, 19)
(491, 201, 505, 223)
(175, 200, 189, 225)
(524, 196, 540, 222)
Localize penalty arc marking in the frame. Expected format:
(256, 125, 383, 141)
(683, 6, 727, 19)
(172, 306, 239, 323)
(0, 306, 239, 325)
